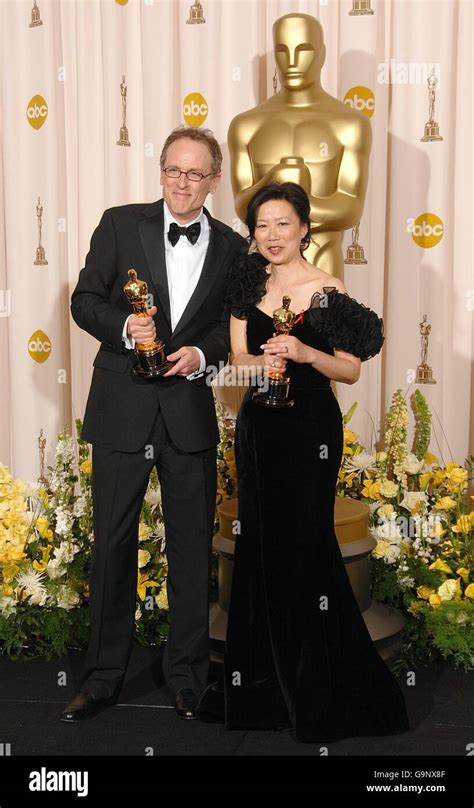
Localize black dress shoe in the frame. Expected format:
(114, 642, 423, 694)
(174, 688, 198, 720)
(60, 692, 118, 722)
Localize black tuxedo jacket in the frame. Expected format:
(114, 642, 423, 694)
(71, 199, 247, 453)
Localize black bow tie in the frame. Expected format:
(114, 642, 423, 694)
(167, 221, 201, 247)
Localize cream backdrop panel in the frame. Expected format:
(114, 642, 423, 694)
(0, 0, 472, 482)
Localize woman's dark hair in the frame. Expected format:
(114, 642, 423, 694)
(245, 182, 311, 252)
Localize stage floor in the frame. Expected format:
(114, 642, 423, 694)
(0, 642, 471, 757)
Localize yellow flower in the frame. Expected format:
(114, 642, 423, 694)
(416, 585, 433, 601)
(434, 497, 457, 511)
(433, 469, 447, 486)
(437, 578, 461, 601)
(80, 459, 92, 475)
(138, 522, 153, 542)
(32, 544, 52, 572)
(456, 567, 470, 584)
(424, 451, 439, 466)
(138, 549, 151, 568)
(361, 480, 381, 500)
(464, 583, 474, 599)
(419, 472, 433, 491)
(445, 466, 468, 493)
(379, 479, 399, 498)
(343, 429, 358, 445)
(0, 546, 26, 564)
(37, 488, 49, 508)
(429, 593, 442, 608)
(429, 558, 453, 574)
(2, 584, 14, 597)
(452, 515, 472, 534)
(35, 516, 53, 541)
(377, 504, 397, 520)
(375, 451, 387, 463)
(372, 540, 389, 559)
(407, 600, 423, 616)
(136, 572, 161, 601)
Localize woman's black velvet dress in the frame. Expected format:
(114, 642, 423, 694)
(196, 255, 410, 743)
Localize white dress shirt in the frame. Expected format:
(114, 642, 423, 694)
(122, 201, 208, 379)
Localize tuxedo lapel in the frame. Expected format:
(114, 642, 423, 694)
(171, 209, 228, 340)
(138, 200, 172, 331)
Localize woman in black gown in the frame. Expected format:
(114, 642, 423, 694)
(196, 182, 410, 743)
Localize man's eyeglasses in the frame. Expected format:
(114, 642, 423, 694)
(162, 167, 215, 183)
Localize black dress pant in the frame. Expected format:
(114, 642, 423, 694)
(80, 403, 217, 700)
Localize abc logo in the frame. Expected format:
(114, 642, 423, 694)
(344, 86, 375, 118)
(408, 213, 444, 248)
(26, 95, 48, 130)
(28, 330, 51, 363)
(183, 93, 208, 127)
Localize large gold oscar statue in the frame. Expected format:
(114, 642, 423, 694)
(228, 12, 372, 276)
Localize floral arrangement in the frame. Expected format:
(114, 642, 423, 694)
(338, 388, 473, 671)
(0, 421, 169, 658)
(1, 389, 472, 671)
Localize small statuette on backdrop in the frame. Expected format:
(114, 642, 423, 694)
(349, 0, 374, 15)
(37, 429, 50, 489)
(186, 1, 205, 24)
(421, 69, 443, 142)
(345, 222, 367, 265)
(34, 197, 48, 266)
(116, 75, 131, 147)
(29, 0, 43, 27)
(253, 296, 296, 409)
(415, 314, 436, 384)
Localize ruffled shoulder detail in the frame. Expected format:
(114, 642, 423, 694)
(224, 252, 270, 320)
(303, 287, 385, 361)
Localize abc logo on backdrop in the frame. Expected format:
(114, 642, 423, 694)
(343, 86, 375, 118)
(183, 93, 208, 127)
(409, 213, 444, 248)
(28, 330, 52, 363)
(26, 95, 48, 130)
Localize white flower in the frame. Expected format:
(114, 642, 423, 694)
(56, 586, 81, 611)
(400, 491, 427, 513)
(403, 453, 424, 475)
(73, 496, 86, 518)
(16, 568, 48, 606)
(385, 544, 401, 563)
(377, 504, 397, 520)
(438, 579, 459, 602)
(46, 557, 65, 579)
(135, 607, 142, 622)
(0, 596, 16, 618)
(54, 506, 74, 537)
(55, 542, 80, 565)
(346, 452, 376, 472)
(145, 488, 162, 509)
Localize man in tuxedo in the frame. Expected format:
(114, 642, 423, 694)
(61, 126, 247, 722)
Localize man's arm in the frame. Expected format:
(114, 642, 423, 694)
(70, 209, 127, 348)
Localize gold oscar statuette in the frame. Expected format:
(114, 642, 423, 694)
(117, 75, 131, 147)
(253, 296, 296, 408)
(29, 0, 43, 27)
(345, 221, 367, 265)
(186, 1, 205, 24)
(421, 69, 443, 142)
(228, 12, 372, 275)
(34, 197, 48, 265)
(123, 269, 174, 379)
(415, 314, 436, 384)
(349, 0, 374, 15)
